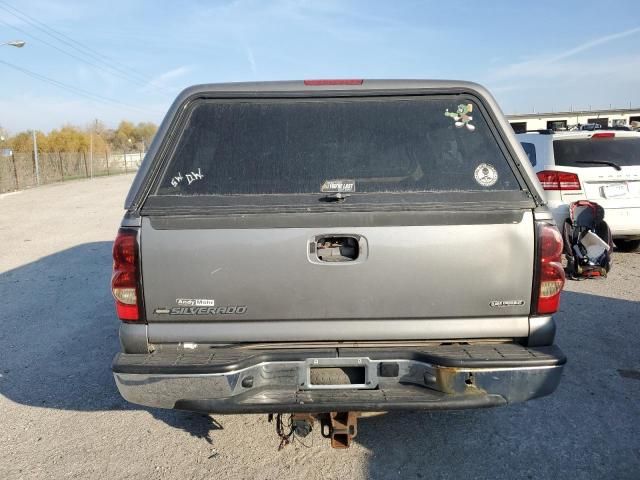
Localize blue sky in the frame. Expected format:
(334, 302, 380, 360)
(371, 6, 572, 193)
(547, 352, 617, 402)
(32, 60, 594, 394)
(1, 0, 639, 132)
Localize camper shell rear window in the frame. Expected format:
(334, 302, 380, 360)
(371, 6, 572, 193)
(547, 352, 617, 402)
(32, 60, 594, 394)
(153, 95, 521, 202)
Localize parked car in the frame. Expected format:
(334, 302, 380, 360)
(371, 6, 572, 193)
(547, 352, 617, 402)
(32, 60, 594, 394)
(518, 130, 640, 251)
(111, 80, 566, 448)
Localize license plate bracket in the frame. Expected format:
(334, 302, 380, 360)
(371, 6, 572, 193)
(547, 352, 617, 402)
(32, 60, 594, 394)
(602, 183, 628, 198)
(300, 358, 376, 390)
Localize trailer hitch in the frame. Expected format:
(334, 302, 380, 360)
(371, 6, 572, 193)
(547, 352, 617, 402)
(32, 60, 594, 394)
(269, 412, 359, 449)
(320, 412, 359, 449)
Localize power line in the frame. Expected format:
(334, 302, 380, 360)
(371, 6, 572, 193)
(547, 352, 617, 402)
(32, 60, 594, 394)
(0, 0, 155, 85)
(0, 0, 171, 94)
(0, 59, 160, 114)
(0, 18, 170, 94)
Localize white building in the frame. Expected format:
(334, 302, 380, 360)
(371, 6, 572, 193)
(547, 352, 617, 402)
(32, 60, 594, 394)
(506, 108, 640, 133)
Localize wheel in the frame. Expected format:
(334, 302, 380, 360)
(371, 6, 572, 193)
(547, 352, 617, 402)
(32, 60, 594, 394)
(562, 221, 574, 256)
(615, 239, 640, 252)
(564, 256, 576, 278)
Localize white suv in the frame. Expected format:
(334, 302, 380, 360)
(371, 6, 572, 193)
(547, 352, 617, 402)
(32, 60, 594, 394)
(517, 130, 640, 251)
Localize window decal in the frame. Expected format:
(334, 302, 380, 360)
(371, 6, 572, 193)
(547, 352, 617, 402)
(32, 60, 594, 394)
(445, 104, 476, 131)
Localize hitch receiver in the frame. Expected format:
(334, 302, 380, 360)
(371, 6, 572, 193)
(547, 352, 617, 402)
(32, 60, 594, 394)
(321, 412, 359, 449)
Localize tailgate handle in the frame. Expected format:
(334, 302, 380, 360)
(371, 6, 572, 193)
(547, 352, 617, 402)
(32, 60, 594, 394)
(314, 235, 360, 262)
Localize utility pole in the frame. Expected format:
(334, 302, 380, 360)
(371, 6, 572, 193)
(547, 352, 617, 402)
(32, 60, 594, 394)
(89, 121, 94, 179)
(32, 130, 40, 185)
(89, 131, 93, 179)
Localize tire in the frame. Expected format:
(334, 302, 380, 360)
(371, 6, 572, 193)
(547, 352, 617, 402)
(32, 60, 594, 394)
(564, 256, 576, 278)
(615, 239, 640, 252)
(562, 220, 574, 256)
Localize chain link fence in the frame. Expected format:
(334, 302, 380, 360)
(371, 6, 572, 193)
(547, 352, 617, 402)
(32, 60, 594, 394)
(0, 151, 144, 193)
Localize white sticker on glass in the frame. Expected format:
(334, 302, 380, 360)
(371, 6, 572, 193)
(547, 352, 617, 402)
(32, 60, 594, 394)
(474, 163, 498, 187)
(171, 168, 204, 188)
(170, 172, 184, 187)
(185, 168, 204, 185)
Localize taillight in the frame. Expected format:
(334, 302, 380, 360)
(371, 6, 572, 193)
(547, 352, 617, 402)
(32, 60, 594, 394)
(536, 170, 581, 191)
(534, 223, 565, 315)
(303, 79, 363, 86)
(111, 228, 143, 322)
(591, 132, 615, 139)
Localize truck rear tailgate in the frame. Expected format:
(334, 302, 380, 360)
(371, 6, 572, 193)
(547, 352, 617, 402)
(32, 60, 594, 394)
(141, 210, 534, 341)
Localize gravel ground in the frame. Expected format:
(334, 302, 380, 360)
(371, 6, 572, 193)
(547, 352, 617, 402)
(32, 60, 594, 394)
(1, 175, 639, 479)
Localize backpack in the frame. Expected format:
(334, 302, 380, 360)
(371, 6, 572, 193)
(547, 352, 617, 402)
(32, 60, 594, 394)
(562, 201, 613, 279)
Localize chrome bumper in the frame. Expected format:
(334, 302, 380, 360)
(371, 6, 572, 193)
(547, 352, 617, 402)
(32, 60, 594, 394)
(113, 345, 565, 413)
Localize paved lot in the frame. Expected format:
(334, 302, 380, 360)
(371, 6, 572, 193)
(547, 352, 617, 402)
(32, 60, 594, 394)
(1, 175, 639, 479)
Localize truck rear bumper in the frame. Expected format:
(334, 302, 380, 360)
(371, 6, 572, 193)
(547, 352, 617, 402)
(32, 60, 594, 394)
(112, 344, 565, 414)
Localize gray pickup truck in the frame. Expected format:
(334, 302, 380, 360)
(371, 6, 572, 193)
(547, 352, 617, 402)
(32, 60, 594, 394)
(111, 80, 566, 448)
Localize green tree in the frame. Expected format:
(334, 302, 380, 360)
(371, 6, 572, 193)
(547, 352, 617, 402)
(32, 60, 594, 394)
(1, 120, 157, 154)
(112, 120, 157, 151)
(8, 131, 34, 153)
(113, 121, 136, 151)
(48, 125, 89, 153)
(135, 122, 157, 148)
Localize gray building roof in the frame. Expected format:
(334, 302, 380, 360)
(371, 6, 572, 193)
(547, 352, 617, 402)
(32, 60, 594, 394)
(507, 107, 640, 120)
